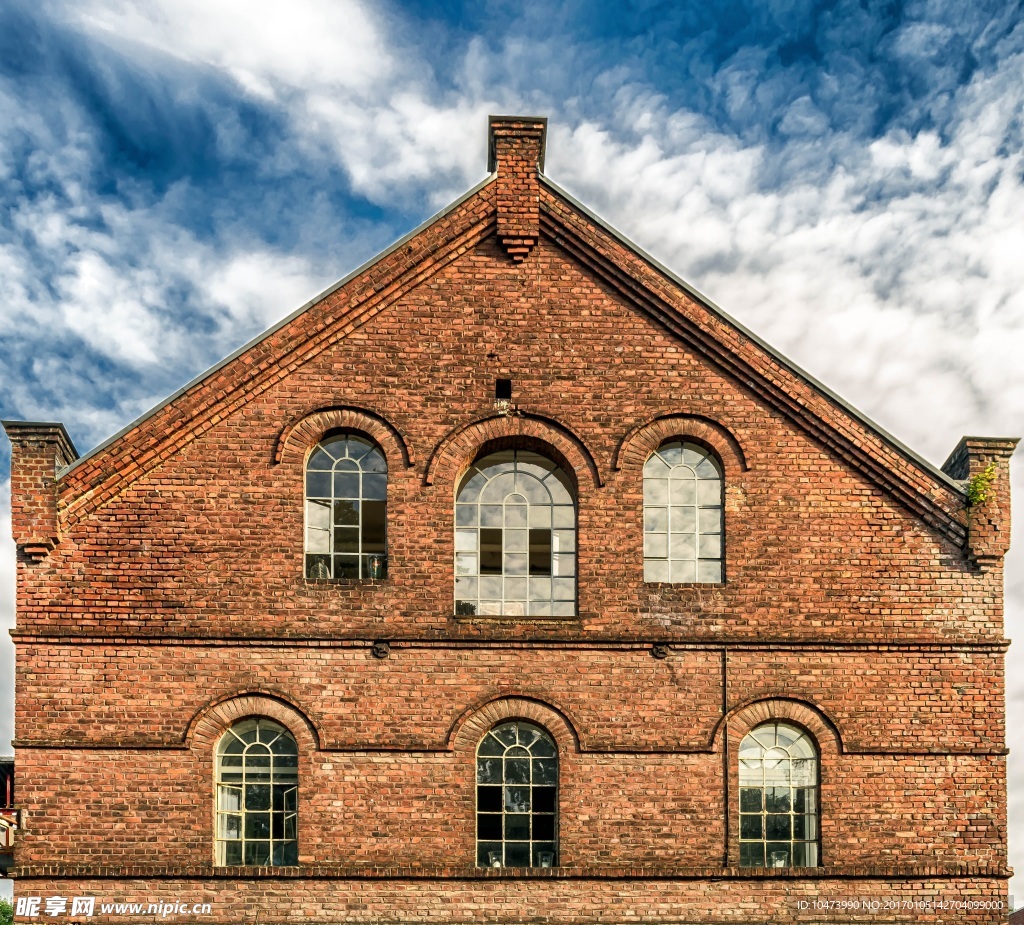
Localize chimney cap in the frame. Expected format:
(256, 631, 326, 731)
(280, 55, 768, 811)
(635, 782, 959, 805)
(487, 115, 549, 174)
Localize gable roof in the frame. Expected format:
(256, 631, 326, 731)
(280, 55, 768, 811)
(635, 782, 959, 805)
(55, 116, 968, 546)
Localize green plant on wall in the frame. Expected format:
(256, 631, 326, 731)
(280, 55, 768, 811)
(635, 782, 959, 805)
(967, 462, 998, 506)
(0, 897, 14, 925)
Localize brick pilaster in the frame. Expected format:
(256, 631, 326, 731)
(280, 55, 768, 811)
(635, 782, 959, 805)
(2, 421, 78, 558)
(488, 115, 547, 262)
(942, 436, 1019, 569)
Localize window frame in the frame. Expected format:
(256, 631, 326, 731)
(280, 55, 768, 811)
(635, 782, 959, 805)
(454, 449, 577, 617)
(475, 720, 559, 869)
(214, 717, 299, 868)
(736, 721, 819, 869)
(642, 439, 724, 584)
(304, 432, 388, 581)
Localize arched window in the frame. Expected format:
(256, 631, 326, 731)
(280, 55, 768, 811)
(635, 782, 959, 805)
(643, 440, 723, 583)
(476, 721, 558, 868)
(305, 433, 387, 579)
(215, 718, 298, 866)
(738, 722, 818, 868)
(455, 449, 575, 617)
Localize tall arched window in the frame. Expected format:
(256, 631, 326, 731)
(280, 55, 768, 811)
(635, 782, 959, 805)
(738, 722, 818, 868)
(643, 440, 723, 583)
(477, 721, 558, 868)
(216, 718, 298, 866)
(455, 450, 575, 617)
(305, 433, 387, 579)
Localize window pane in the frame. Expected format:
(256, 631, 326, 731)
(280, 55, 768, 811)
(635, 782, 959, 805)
(697, 560, 723, 583)
(740, 815, 762, 839)
(306, 471, 331, 498)
(644, 559, 669, 582)
(480, 529, 503, 574)
(529, 530, 552, 575)
(478, 815, 502, 840)
(362, 501, 386, 549)
(363, 473, 387, 500)
(478, 785, 502, 810)
(333, 471, 359, 498)
(333, 500, 359, 526)
(506, 814, 530, 840)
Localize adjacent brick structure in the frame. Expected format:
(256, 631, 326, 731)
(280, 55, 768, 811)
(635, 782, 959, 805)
(3, 115, 1017, 923)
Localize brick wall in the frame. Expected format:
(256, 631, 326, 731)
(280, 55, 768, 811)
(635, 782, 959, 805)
(5, 116, 1011, 922)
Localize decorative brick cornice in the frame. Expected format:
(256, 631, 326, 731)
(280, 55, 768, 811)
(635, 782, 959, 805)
(185, 691, 323, 751)
(447, 695, 580, 753)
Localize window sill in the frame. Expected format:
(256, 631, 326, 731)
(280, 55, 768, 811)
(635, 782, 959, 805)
(452, 613, 580, 623)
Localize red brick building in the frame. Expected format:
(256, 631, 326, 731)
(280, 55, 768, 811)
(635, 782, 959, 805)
(3, 116, 1017, 923)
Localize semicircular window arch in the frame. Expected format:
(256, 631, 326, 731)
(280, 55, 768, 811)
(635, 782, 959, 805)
(455, 449, 576, 617)
(305, 433, 388, 580)
(643, 440, 723, 583)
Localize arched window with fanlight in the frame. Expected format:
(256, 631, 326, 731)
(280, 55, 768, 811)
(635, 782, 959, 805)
(643, 440, 723, 583)
(738, 722, 819, 868)
(476, 721, 558, 868)
(455, 449, 576, 617)
(215, 718, 298, 867)
(305, 433, 388, 579)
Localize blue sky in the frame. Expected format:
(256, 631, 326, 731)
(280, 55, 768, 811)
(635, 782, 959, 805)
(1, 0, 1023, 898)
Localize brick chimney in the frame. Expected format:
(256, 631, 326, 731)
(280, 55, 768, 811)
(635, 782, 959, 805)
(3, 421, 78, 558)
(488, 115, 547, 262)
(942, 436, 1019, 569)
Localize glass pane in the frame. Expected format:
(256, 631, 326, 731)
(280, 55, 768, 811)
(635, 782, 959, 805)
(362, 500, 386, 549)
(529, 530, 552, 575)
(644, 559, 669, 582)
(333, 500, 359, 526)
(505, 843, 530, 868)
(644, 455, 670, 476)
(669, 479, 696, 505)
(644, 507, 668, 532)
(669, 533, 696, 559)
(218, 813, 242, 839)
(493, 724, 518, 747)
(481, 505, 503, 527)
(669, 559, 696, 583)
(505, 787, 530, 812)
(552, 577, 575, 600)
(363, 448, 387, 473)
(505, 504, 528, 528)
(245, 785, 271, 811)
(305, 471, 331, 498)
(533, 757, 557, 784)
(456, 530, 477, 552)
(456, 504, 477, 526)
(528, 506, 551, 529)
(740, 842, 764, 867)
(645, 479, 668, 504)
(363, 473, 387, 500)
(456, 554, 478, 577)
(529, 577, 551, 600)
(477, 814, 502, 840)
(697, 480, 721, 505)
(697, 559, 723, 583)
(306, 447, 334, 470)
(699, 534, 722, 558)
(670, 506, 697, 533)
(644, 532, 668, 558)
(477, 758, 503, 783)
(739, 788, 762, 812)
(766, 814, 792, 840)
(552, 506, 575, 529)
(305, 554, 331, 579)
(533, 787, 557, 813)
(478, 785, 502, 811)
(478, 842, 503, 867)
(505, 577, 528, 599)
(334, 528, 359, 553)
(533, 815, 555, 840)
(740, 814, 762, 839)
(245, 841, 271, 866)
(245, 813, 271, 839)
(277, 841, 298, 865)
(480, 529, 503, 574)
(334, 555, 360, 578)
(505, 758, 530, 783)
(506, 815, 530, 840)
(221, 840, 243, 866)
(334, 472, 360, 498)
(699, 508, 722, 533)
(695, 456, 721, 478)
(766, 787, 791, 813)
(306, 498, 331, 530)
(660, 443, 683, 465)
(505, 529, 528, 553)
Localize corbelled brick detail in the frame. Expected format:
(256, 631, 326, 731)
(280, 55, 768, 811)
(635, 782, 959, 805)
(2, 422, 77, 558)
(942, 436, 1019, 569)
(489, 115, 546, 262)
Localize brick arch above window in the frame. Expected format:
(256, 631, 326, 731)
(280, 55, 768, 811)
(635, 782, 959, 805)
(713, 696, 843, 757)
(425, 413, 603, 489)
(274, 406, 413, 468)
(448, 695, 580, 756)
(613, 414, 748, 480)
(186, 691, 323, 753)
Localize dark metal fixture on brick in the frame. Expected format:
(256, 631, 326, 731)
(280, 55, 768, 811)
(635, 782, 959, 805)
(371, 641, 391, 659)
(651, 643, 670, 659)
